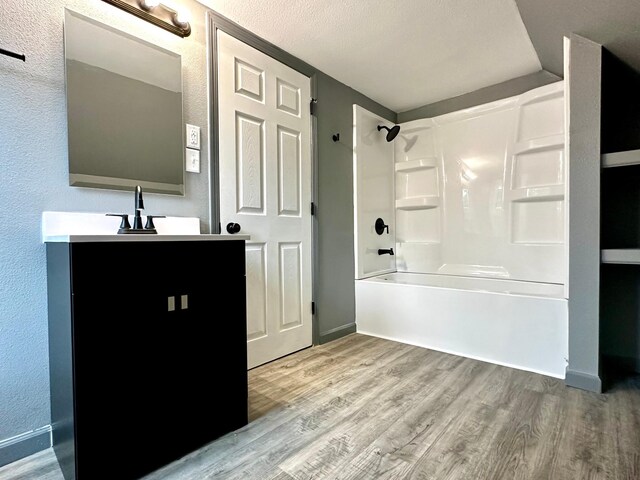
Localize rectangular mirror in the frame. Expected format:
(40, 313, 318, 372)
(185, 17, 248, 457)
(64, 10, 184, 195)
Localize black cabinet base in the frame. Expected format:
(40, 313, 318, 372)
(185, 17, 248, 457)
(47, 240, 248, 479)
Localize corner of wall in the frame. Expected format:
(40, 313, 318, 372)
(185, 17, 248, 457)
(319, 323, 357, 344)
(566, 32, 603, 389)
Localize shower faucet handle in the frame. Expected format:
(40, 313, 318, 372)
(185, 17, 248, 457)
(375, 218, 389, 235)
(378, 248, 395, 256)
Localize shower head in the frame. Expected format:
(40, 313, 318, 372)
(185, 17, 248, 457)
(377, 124, 401, 142)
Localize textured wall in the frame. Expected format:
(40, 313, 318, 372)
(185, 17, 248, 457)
(0, 0, 209, 444)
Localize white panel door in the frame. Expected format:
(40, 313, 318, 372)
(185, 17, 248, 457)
(217, 30, 312, 369)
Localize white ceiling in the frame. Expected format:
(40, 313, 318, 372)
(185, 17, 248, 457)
(197, 0, 542, 112)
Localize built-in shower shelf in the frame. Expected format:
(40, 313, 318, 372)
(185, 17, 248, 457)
(602, 149, 640, 168)
(395, 157, 438, 172)
(397, 241, 441, 246)
(601, 249, 640, 265)
(510, 185, 564, 202)
(513, 134, 564, 155)
(396, 196, 439, 210)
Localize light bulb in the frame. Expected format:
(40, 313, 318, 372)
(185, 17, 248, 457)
(140, 0, 160, 10)
(173, 9, 191, 27)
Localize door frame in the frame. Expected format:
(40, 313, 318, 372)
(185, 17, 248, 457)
(207, 11, 320, 345)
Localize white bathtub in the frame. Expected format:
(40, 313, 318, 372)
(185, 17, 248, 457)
(355, 273, 568, 378)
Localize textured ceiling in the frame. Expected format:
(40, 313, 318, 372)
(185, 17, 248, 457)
(198, 0, 541, 112)
(516, 0, 640, 76)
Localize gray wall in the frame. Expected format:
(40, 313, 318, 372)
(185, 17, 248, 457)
(398, 70, 559, 122)
(0, 0, 210, 464)
(566, 34, 603, 393)
(315, 72, 396, 343)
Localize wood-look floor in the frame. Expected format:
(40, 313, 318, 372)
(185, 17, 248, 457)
(2, 334, 639, 480)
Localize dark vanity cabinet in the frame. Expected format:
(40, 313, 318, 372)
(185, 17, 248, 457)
(46, 239, 248, 480)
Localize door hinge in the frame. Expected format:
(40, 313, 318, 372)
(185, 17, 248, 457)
(311, 202, 316, 216)
(310, 98, 317, 116)
(312, 301, 316, 315)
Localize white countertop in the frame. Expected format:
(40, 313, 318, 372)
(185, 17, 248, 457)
(41, 212, 249, 243)
(44, 234, 250, 243)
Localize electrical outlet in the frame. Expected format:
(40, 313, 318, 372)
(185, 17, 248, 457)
(186, 124, 200, 150)
(186, 148, 200, 173)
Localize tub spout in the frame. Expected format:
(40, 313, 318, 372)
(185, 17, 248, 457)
(378, 248, 394, 256)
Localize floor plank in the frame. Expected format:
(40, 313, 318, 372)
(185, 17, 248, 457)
(1, 333, 638, 480)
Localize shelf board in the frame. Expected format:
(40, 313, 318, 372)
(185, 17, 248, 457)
(513, 134, 564, 155)
(396, 196, 439, 211)
(395, 157, 438, 173)
(601, 249, 640, 265)
(602, 149, 640, 168)
(396, 241, 441, 246)
(509, 185, 564, 203)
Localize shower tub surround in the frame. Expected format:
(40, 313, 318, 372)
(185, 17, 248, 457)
(353, 82, 568, 378)
(356, 273, 567, 377)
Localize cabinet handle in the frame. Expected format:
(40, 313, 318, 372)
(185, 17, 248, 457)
(181, 294, 188, 310)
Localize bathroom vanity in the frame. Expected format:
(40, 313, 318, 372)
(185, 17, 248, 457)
(45, 234, 249, 480)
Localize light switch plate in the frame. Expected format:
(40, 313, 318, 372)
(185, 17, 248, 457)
(186, 148, 200, 173)
(186, 124, 200, 150)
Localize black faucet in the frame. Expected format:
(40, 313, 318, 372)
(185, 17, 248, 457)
(106, 185, 163, 234)
(133, 185, 145, 230)
(378, 248, 395, 256)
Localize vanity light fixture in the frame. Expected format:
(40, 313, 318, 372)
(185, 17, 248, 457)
(102, 0, 191, 38)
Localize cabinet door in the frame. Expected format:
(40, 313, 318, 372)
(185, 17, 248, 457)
(158, 241, 248, 458)
(71, 242, 183, 479)
(70, 241, 247, 479)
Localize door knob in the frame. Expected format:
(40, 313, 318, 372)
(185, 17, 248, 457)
(226, 222, 241, 234)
